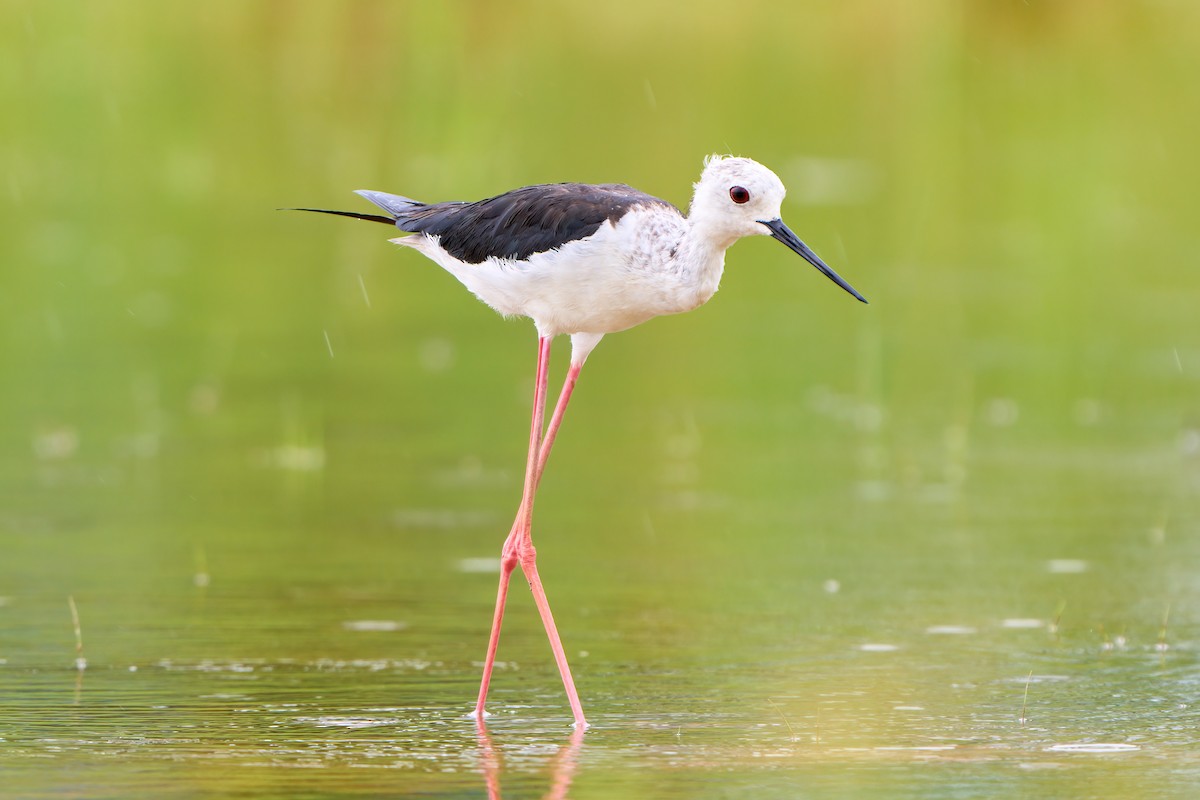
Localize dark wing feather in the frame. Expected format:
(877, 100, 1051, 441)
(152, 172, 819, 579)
(393, 183, 675, 264)
(288, 207, 396, 225)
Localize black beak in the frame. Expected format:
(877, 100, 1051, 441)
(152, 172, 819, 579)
(761, 218, 867, 304)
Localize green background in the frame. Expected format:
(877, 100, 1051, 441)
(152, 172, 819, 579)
(2, 1, 1198, 797)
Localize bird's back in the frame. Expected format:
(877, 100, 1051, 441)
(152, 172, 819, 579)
(368, 183, 676, 265)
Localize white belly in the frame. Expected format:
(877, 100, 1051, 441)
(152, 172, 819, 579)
(395, 210, 725, 337)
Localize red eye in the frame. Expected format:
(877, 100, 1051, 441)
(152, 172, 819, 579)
(729, 186, 751, 204)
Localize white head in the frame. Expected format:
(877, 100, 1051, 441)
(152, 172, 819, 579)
(688, 155, 787, 247)
(688, 154, 867, 304)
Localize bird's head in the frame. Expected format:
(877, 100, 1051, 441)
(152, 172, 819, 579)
(689, 155, 787, 243)
(689, 155, 867, 303)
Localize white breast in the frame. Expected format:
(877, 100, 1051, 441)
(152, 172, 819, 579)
(396, 207, 726, 338)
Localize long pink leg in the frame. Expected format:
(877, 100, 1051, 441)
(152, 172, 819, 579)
(535, 361, 583, 489)
(473, 337, 550, 720)
(474, 337, 588, 727)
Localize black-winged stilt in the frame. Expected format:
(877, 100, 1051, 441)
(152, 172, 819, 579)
(298, 155, 867, 727)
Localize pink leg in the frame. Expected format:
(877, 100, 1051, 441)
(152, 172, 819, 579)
(474, 338, 589, 727)
(473, 553, 516, 720)
(535, 361, 583, 489)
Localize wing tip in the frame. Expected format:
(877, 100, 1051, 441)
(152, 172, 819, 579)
(356, 190, 423, 215)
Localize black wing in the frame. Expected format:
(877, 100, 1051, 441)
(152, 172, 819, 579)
(390, 183, 676, 264)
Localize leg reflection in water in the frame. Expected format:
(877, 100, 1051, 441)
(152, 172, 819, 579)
(474, 717, 587, 800)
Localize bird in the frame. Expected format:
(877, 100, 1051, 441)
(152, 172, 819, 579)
(296, 155, 867, 728)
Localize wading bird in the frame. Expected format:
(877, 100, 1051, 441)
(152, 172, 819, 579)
(297, 155, 867, 727)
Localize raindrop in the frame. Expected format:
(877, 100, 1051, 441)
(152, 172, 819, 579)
(358, 274, 371, 307)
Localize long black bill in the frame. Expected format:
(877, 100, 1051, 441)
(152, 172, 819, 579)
(761, 218, 867, 304)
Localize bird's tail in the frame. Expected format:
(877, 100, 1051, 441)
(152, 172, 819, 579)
(354, 190, 424, 217)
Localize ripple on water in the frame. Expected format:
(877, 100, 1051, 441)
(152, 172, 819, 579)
(341, 620, 407, 632)
(1045, 743, 1141, 753)
(293, 716, 400, 729)
(1001, 618, 1045, 629)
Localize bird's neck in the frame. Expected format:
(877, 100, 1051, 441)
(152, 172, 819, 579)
(685, 203, 744, 252)
(677, 221, 729, 308)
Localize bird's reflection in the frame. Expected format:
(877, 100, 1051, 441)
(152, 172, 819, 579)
(475, 718, 587, 800)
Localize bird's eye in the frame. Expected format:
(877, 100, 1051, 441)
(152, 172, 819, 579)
(729, 186, 751, 204)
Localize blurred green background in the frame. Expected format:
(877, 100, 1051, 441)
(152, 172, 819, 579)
(2, 1, 1199, 797)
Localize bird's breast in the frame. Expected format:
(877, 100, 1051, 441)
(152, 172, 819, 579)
(408, 209, 725, 337)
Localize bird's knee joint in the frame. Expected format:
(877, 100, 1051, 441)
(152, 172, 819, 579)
(500, 542, 536, 573)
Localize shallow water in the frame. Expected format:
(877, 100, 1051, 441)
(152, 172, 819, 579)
(3, 589, 1198, 797)
(4, 422, 1197, 797)
(3, 2, 1200, 797)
